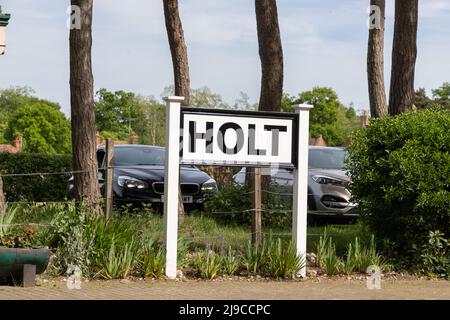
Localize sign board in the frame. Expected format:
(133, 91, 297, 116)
(180, 108, 298, 168)
(162, 97, 313, 280)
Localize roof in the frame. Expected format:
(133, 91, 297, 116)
(0, 145, 19, 154)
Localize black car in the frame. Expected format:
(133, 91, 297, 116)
(67, 144, 218, 209)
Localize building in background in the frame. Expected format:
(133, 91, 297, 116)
(0, 136, 22, 154)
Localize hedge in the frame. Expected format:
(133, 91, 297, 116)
(346, 109, 450, 274)
(0, 153, 72, 202)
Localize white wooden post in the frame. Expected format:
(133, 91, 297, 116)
(292, 104, 313, 277)
(163, 96, 184, 279)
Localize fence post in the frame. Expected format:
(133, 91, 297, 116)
(251, 167, 262, 246)
(293, 104, 313, 277)
(105, 138, 114, 219)
(0, 175, 5, 212)
(163, 96, 184, 279)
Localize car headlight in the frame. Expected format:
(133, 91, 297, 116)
(118, 176, 148, 189)
(312, 175, 347, 187)
(201, 178, 218, 192)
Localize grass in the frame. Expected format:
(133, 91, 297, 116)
(7, 203, 365, 255)
(5, 203, 380, 279)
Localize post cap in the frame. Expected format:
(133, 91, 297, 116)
(293, 104, 314, 112)
(163, 96, 185, 103)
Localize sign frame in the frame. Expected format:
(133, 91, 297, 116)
(162, 96, 313, 279)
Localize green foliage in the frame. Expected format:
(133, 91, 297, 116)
(346, 109, 450, 270)
(99, 237, 137, 279)
(203, 183, 291, 228)
(241, 240, 265, 274)
(415, 83, 450, 110)
(221, 245, 240, 275)
(0, 205, 16, 237)
(316, 229, 388, 275)
(0, 153, 72, 202)
(162, 85, 230, 109)
(0, 225, 35, 248)
(95, 89, 138, 140)
(138, 240, 166, 278)
(432, 82, 450, 110)
(4, 103, 71, 154)
(320, 238, 341, 276)
(419, 231, 449, 278)
(48, 203, 95, 275)
(192, 249, 222, 279)
(0, 87, 62, 143)
(203, 183, 251, 225)
(282, 87, 360, 146)
(262, 238, 304, 278)
(95, 89, 166, 146)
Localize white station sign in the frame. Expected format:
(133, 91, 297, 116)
(162, 97, 312, 280)
(180, 108, 298, 168)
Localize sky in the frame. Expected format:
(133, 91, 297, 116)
(0, 0, 449, 117)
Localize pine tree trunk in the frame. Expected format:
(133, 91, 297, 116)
(163, 0, 190, 106)
(389, 0, 419, 115)
(69, 0, 102, 213)
(163, 0, 190, 222)
(255, 0, 284, 112)
(367, 0, 388, 118)
(254, 0, 284, 238)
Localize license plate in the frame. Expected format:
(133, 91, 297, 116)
(161, 195, 193, 203)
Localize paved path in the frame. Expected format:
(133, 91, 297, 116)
(0, 278, 449, 300)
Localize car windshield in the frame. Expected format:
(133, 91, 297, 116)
(309, 148, 346, 170)
(113, 147, 165, 166)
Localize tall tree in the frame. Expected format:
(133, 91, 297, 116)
(389, 0, 419, 115)
(163, 0, 189, 222)
(255, 0, 284, 112)
(163, 0, 190, 106)
(69, 0, 101, 212)
(367, 0, 388, 117)
(253, 0, 284, 245)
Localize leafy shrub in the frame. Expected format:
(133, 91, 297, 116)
(0, 153, 72, 202)
(317, 236, 341, 276)
(262, 238, 304, 278)
(419, 231, 449, 278)
(138, 240, 165, 278)
(203, 183, 292, 228)
(47, 203, 95, 276)
(221, 245, 240, 276)
(192, 249, 222, 279)
(99, 237, 137, 279)
(241, 240, 265, 274)
(0, 205, 16, 237)
(346, 109, 450, 274)
(204, 183, 251, 225)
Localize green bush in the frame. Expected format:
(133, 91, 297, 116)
(0, 153, 72, 202)
(346, 109, 450, 274)
(203, 183, 292, 228)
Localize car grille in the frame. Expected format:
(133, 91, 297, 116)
(321, 195, 350, 209)
(152, 182, 200, 195)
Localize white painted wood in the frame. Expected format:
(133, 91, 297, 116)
(292, 104, 313, 277)
(163, 96, 184, 279)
